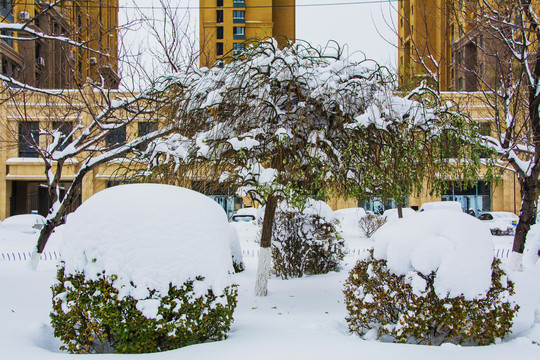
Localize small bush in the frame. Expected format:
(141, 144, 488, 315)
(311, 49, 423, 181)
(272, 210, 346, 279)
(51, 265, 238, 354)
(344, 251, 518, 345)
(358, 214, 387, 238)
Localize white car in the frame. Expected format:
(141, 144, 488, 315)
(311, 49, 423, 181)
(382, 207, 417, 221)
(1, 214, 46, 234)
(419, 201, 463, 212)
(477, 211, 518, 236)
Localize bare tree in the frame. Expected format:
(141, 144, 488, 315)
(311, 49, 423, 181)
(0, 0, 188, 268)
(446, 0, 540, 270)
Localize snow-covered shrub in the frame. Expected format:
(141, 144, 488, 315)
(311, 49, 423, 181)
(343, 211, 518, 345)
(271, 200, 346, 279)
(51, 267, 237, 353)
(358, 214, 386, 238)
(344, 253, 516, 345)
(50, 184, 238, 354)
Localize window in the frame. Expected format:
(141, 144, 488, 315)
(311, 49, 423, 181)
(233, 26, 245, 40)
(411, 5, 414, 15)
(1, 30, 12, 46)
(53, 122, 73, 151)
(2, 59, 14, 76)
(233, 0, 245, 7)
(479, 35, 484, 48)
(459, 27, 463, 37)
(216, 0, 223, 6)
(451, 24, 455, 42)
(19, 122, 39, 158)
(458, 77, 463, 91)
(137, 121, 157, 150)
(216, 10, 223, 23)
(106, 126, 126, 147)
(233, 10, 245, 23)
(233, 43, 245, 55)
(216, 42, 224, 56)
(458, 51, 463, 65)
(216, 26, 223, 40)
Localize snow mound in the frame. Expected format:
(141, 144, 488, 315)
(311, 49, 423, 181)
(372, 210, 494, 300)
(60, 184, 234, 302)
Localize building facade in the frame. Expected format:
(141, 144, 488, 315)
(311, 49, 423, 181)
(199, 0, 295, 67)
(397, 0, 524, 214)
(0, 0, 119, 89)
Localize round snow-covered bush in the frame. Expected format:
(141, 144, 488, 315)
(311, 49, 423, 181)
(50, 184, 238, 354)
(271, 200, 346, 279)
(344, 210, 518, 345)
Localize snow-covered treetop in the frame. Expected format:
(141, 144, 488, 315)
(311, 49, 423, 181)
(142, 40, 483, 205)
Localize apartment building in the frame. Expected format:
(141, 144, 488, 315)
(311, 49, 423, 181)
(199, 0, 295, 67)
(0, 0, 119, 89)
(397, 0, 525, 215)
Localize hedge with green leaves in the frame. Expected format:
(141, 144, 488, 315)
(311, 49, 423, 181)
(51, 265, 238, 354)
(272, 210, 346, 279)
(344, 252, 517, 345)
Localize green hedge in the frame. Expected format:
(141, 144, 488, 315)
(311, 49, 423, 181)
(51, 265, 238, 354)
(272, 211, 346, 279)
(344, 252, 518, 345)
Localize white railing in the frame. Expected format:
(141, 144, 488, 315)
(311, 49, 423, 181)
(0, 251, 61, 262)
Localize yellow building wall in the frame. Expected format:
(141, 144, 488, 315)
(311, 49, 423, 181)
(200, 0, 295, 67)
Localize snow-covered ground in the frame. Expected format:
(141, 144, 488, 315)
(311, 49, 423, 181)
(1, 218, 539, 359)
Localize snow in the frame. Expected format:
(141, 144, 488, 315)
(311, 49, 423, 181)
(59, 184, 234, 312)
(372, 210, 494, 300)
(0, 202, 540, 359)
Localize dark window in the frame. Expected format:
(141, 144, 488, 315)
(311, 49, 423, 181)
(216, 42, 224, 56)
(19, 122, 39, 158)
(2, 59, 13, 76)
(217, 0, 223, 6)
(216, 10, 223, 23)
(458, 77, 463, 90)
(137, 121, 157, 150)
(53, 122, 73, 151)
(233, 10, 245, 23)
(217, 26, 223, 40)
(106, 126, 126, 147)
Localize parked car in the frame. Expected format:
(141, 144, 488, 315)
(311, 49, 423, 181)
(1, 214, 46, 234)
(419, 201, 463, 212)
(229, 214, 256, 223)
(382, 207, 417, 221)
(477, 211, 518, 236)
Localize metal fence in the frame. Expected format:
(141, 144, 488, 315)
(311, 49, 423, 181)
(0, 248, 520, 262)
(0, 251, 61, 262)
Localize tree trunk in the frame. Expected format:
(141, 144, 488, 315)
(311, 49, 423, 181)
(511, 176, 538, 271)
(397, 203, 403, 219)
(254, 194, 278, 296)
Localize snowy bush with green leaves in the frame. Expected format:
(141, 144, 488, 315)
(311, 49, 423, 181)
(271, 200, 346, 279)
(50, 184, 238, 354)
(344, 210, 518, 345)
